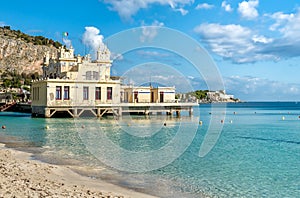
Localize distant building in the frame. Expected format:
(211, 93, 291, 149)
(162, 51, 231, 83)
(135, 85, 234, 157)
(207, 90, 235, 102)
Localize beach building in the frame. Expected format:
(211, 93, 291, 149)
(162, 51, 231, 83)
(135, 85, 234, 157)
(122, 86, 151, 103)
(31, 45, 196, 118)
(122, 86, 176, 103)
(151, 87, 176, 103)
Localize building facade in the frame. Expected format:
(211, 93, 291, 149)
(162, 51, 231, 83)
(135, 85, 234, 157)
(122, 86, 176, 103)
(31, 45, 183, 118)
(31, 45, 121, 117)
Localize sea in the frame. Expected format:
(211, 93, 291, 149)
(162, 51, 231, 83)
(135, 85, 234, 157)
(0, 102, 299, 197)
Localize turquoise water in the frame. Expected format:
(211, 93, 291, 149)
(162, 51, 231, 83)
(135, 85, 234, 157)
(0, 102, 299, 197)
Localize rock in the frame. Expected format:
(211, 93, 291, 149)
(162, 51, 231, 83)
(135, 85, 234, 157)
(0, 28, 59, 75)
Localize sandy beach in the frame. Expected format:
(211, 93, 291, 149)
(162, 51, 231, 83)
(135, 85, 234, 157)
(0, 144, 157, 198)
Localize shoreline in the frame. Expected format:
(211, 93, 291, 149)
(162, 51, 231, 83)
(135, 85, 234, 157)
(0, 143, 157, 198)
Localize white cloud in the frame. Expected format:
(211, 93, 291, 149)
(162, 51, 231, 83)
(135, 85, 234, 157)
(268, 10, 300, 42)
(238, 0, 259, 20)
(221, 1, 233, 12)
(82, 26, 104, 52)
(102, 0, 193, 19)
(195, 3, 214, 10)
(137, 50, 171, 58)
(120, 63, 194, 91)
(194, 23, 276, 63)
(252, 35, 273, 44)
(268, 12, 294, 31)
(174, 7, 189, 15)
(195, 9, 300, 63)
(194, 23, 252, 62)
(62, 37, 72, 48)
(224, 76, 300, 101)
(140, 20, 164, 42)
(258, 9, 300, 58)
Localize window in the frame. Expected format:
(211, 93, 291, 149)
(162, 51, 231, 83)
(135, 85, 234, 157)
(134, 91, 138, 103)
(86, 71, 92, 80)
(93, 71, 99, 80)
(64, 86, 70, 100)
(83, 86, 89, 100)
(95, 87, 101, 100)
(160, 91, 164, 103)
(85, 71, 100, 80)
(107, 87, 112, 100)
(56, 86, 62, 100)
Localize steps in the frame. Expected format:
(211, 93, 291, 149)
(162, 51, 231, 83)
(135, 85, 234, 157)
(0, 102, 17, 112)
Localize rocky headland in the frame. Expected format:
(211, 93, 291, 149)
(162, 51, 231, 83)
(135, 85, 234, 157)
(0, 26, 60, 75)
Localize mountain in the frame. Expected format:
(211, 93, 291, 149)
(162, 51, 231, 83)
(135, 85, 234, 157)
(0, 26, 61, 75)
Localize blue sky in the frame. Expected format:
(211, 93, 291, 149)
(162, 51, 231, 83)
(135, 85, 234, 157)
(1, 0, 300, 101)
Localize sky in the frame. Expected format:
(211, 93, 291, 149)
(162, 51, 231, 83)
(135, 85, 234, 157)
(1, 0, 300, 101)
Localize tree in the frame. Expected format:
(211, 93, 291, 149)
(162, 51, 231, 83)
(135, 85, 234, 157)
(3, 79, 11, 88)
(194, 90, 209, 99)
(24, 78, 31, 86)
(11, 79, 21, 88)
(31, 72, 39, 80)
(54, 41, 62, 48)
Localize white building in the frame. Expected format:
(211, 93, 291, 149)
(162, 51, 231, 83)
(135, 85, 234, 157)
(207, 90, 235, 102)
(122, 86, 175, 103)
(31, 45, 183, 118)
(31, 45, 121, 117)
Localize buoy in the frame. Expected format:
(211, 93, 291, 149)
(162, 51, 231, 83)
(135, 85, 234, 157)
(282, 116, 285, 120)
(1, 125, 6, 129)
(199, 121, 203, 125)
(45, 125, 49, 129)
(230, 120, 233, 123)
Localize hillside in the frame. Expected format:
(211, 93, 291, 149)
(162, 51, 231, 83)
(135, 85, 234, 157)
(0, 26, 61, 75)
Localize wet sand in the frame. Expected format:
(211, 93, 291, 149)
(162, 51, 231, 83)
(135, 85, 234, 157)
(0, 144, 157, 197)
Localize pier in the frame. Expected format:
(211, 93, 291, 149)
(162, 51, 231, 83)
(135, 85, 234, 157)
(32, 103, 197, 118)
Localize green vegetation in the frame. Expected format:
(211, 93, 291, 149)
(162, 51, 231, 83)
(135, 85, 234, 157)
(0, 26, 62, 48)
(0, 70, 38, 90)
(188, 90, 209, 99)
